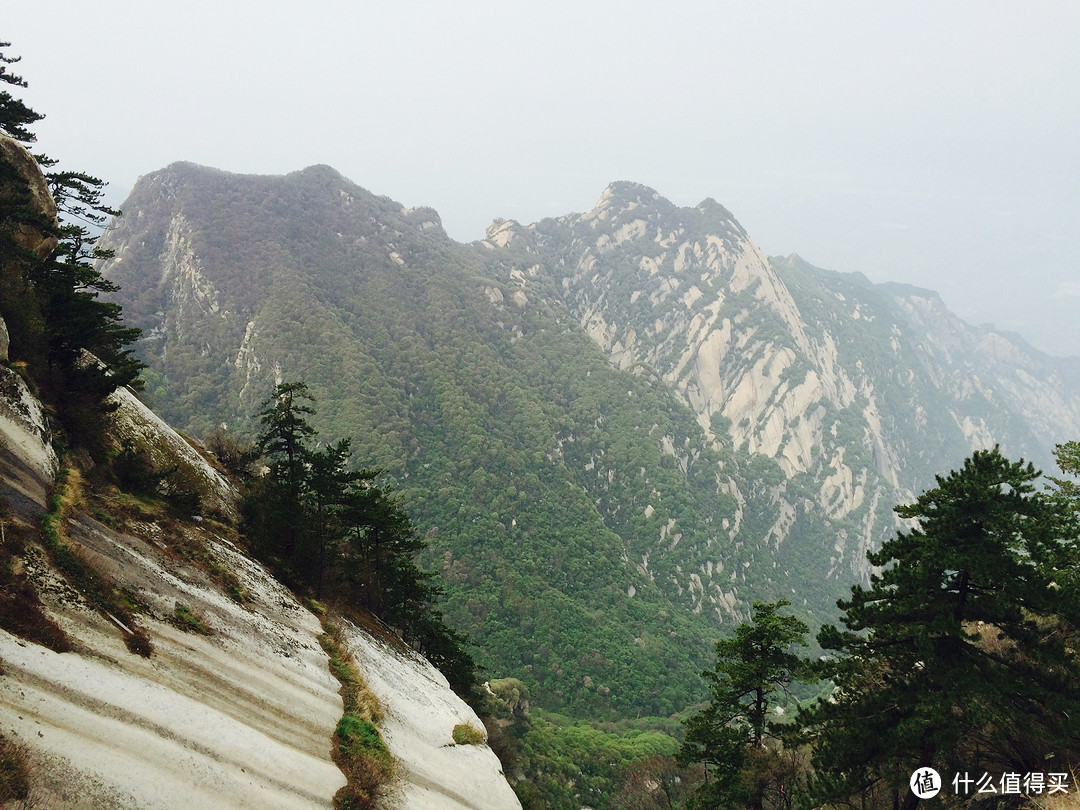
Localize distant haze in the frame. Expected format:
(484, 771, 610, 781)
(8, 1, 1079, 356)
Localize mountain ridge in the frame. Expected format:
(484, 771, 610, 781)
(98, 161, 1080, 719)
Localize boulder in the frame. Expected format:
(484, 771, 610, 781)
(0, 133, 59, 260)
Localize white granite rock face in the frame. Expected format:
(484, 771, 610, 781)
(0, 493, 346, 808)
(0, 373, 520, 809)
(344, 624, 522, 810)
(107, 383, 238, 521)
(0, 365, 58, 483)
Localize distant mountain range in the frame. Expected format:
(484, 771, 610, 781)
(99, 163, 1080, 719)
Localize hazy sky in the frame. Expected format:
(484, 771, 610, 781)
(7, 1, 1079, 356)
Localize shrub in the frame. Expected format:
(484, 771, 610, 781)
(112, 440, 158, 494)
(0, 734, 30, 802)
(124, 626, 153, 657)
(174, 603, 211, 634)
(452, 723, 486, 746)
(204, 427, 258, 479)
(158, 465, 203, 516)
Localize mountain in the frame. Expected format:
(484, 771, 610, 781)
(99, 165, 1080, 720)
(0, 136, 519, 808)
(485, 180, 1080, 558)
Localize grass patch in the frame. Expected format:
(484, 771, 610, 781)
(320, 622, 383, 724)
(337, 716, 390, 760)
(42, 463, 153, 657)
(0, 500, 71, 653)
(88, 485, 251, 606)
(320, 618, 395, 809)
(174, 603, 211, 635)
(0, 733, 30, 803)
(452, 723, 486, 746)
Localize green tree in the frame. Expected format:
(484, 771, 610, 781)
(805, 447, 1080, 809)
(679, 600, 814, 809)
(307, 438, 369, 595)
(338, 478, 429, 617)
(0, 41, 143, 444)
(244, 382, 317, 571)
(256, 381, 317, 486)
(0, 43, 42, 142)
(241, 380, 477, 693)
(1049, 440, 1080, 517)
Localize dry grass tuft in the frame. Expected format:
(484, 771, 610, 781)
(0, 734, 30, 803)
(321, 622, 383, 725)
(43, 463, 153, 657)
(124, 626, 153, 658)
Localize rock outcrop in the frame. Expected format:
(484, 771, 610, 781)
(0, 133, 58, 260)
(107, 382, 239, 521)
(0, 364, 58, 486)
(0, 373, 346, 807)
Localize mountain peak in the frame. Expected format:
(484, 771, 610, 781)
(695, 196, 735, 221)
(290, 164, 345, 183)
(592, 181, 663, 213)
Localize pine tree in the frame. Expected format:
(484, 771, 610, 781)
(307, 438, 369, 595)
(0, 43, 42, 143)
(240, 380, 476, 692)
(247, 381, 317, 571)
(679, 600, 814, 809)
(0, 41, 143, 442)
(805, 447, 1080, 808)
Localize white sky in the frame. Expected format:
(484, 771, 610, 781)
(7, 1, 1079, 356)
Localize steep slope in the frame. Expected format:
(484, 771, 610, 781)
(98, 165, 1080, 722)
(0, 376, 346, 807)
(0, 362, 518, 809)
(345, 624, 521, 809)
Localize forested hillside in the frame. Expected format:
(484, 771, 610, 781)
(99, 164, 1080, 723)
